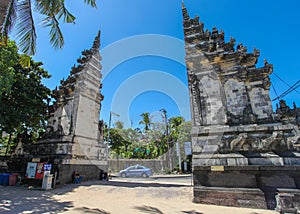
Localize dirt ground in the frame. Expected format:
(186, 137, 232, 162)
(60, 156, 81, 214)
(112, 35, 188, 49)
(0, 178, 277, 214)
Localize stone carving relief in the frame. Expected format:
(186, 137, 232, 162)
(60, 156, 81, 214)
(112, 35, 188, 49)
(183, 3, 300, 157)
(261, 131, 286, 151)
(188, 73, 203, 126)
(230, 133, 248, 150)
(217, 129, 298, 153)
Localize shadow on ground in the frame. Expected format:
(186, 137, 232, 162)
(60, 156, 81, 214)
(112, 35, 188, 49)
(134, 205, 164, 214)
(0, 185, 76, 213)
(133, 205, 204, 214)
(0, 179, 189, 213)
(73, 206, 110, 214)
(181, 211, 203, 214)
(97, 180, 189, 188)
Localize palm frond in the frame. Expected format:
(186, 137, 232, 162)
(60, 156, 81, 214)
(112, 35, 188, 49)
(57, 4, 75, 23)
(34, 0, 61, 16)
(15, 0, 36, 55)
(35, 0, 75, 23)
(35, 0, 71, 51)
(1, 0, 17, 37)
(84, 0, 97, 8)
(43, 15, 64, 49)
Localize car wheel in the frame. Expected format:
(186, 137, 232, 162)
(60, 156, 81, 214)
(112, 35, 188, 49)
(141, 173, 148, 178)
(121, 173, 126, 178)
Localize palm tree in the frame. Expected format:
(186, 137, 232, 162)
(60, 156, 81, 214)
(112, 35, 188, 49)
(139, 112, 152, 145)
(169, 116, 185, 143)
(139, 112, 151, 132)
(0, 0, 97, 55)
(114, 121, 124, 130)
(169, 116, 184, 130)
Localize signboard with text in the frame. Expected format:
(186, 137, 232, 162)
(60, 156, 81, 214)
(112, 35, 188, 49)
(44, 164, 52, 171)
(35, 162, 44, 179)
(26, 162, 37, 178)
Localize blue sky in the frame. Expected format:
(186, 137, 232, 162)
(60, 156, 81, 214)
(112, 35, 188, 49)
(32, 0, 300, 128)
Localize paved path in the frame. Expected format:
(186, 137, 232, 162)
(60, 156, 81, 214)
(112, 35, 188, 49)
(0, 177, 277, 214)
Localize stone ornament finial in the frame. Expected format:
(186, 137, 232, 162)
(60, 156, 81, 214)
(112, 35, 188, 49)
(182, 1, 190, 20)
(92, 30, 101, 52)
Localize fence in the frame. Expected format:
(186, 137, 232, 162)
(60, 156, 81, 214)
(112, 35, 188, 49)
(108, 158, 170, 173)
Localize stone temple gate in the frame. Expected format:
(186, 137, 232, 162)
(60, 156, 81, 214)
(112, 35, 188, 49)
(17, 3, 300, 210)
(18, 32, 108, 184)
(182, 3, 300, 210)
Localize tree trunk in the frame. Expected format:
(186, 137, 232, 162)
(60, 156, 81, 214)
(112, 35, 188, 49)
(0, 0, 9, 27)
(5, 133, 12, 156)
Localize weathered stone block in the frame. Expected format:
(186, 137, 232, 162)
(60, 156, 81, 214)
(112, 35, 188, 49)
(227, 157, 249, 166)
(183, 3, 300, 209)
(193, 186, 267, 209)
(259, 175, 297, 189)
(248, 157, 284, 166)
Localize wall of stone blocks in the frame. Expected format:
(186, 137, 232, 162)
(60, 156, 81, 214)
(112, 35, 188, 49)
(224, 79, 248, 116)
(58, 164, 107, 184)
(248, 87, 273, 119)
(108, 159, 169, 173)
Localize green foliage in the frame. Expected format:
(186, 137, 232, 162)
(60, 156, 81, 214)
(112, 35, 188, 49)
(103, 123, 133, 157)
(103, 112, 191, 160)
(0, 39, 51, 154)
(1, 0, 97, 55)
(0, 60, 51, 132)
(114, 121, 124, 130)
(0, 134, 9, 154)
(139, 112, 151, 131)
(169, 116, 186, 144)
(0, 39, 18, 96)
(176, 121, 192, 144)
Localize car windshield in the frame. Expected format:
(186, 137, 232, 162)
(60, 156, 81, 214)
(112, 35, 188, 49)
(126, 166, 136, 170)
(124, 165, 147, 170)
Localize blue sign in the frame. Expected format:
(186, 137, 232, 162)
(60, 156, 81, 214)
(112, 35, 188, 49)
(44, 164, 52, 171)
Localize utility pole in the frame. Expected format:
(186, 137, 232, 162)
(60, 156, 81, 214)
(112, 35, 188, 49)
(160, 109, 172, 171)
(107, 111, 112, 144)
(176, 142, 182, 173)
(107, 111, 120, 144)
(106, 111, 119, 160)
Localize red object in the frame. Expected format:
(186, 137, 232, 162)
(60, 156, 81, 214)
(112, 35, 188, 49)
(35, 163, 44, 179)
(9, 173, 19, 186)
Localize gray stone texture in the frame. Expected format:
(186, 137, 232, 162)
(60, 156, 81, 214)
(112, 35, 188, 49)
(20, 32, 108, 184)
(182, 3, 300, 209)
(193, 186, 267, 209)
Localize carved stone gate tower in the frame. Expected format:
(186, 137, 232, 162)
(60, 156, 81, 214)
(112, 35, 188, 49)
(183, 4, 300, 209)
(28, 32, 108, 184)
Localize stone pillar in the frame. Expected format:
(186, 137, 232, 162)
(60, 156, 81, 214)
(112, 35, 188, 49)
(182, 3, 300, 209)
(31, 31, 107, 184)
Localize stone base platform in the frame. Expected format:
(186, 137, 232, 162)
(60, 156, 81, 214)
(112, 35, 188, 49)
(193, 165, 300, 209)
(194, 186, 267, 208)
(58, 162, 108, 184)
(25, 137, 109, 185)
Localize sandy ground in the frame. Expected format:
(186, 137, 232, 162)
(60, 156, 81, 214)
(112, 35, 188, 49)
(0, 177, 277, 214)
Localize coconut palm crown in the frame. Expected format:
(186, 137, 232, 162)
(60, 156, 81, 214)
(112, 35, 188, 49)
(0, 0, 97, 55)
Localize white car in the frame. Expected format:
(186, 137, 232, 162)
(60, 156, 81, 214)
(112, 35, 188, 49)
(119, 165, 152, 178)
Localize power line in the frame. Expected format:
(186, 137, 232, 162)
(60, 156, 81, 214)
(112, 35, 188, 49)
(272, 80, 300, 101)
(273, 72, 300, 95)
(271, 84, 279, 100)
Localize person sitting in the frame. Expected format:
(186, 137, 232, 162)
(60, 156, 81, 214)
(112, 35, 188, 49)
(72, 170, 82, 184)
